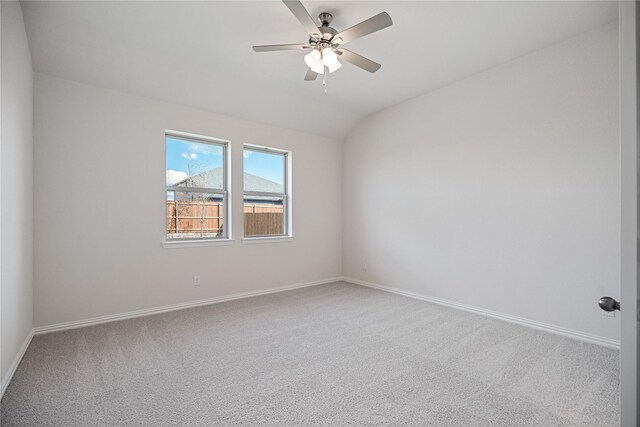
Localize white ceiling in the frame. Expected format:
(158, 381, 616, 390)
(21, 1, 618, 139)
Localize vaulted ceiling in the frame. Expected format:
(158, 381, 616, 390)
(21, 1, 618, 139)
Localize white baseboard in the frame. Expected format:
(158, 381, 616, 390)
(34, 277, 343, 335)
(342, 276, 620, 349)
(1, 329, 34, 399)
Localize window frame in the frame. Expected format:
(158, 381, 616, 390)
(242, 144, 292, 241)
(163, 130, 232, 247)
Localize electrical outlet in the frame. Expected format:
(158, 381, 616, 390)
(193, 275, 201, 286)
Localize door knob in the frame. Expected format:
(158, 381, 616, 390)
(598, 296, 620, 312)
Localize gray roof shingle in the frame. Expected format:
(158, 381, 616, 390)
(173, 168, 283, 193)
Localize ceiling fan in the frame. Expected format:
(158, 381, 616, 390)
(252, 0, 393, 92)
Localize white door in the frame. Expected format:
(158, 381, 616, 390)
(619, 1, 638, 426)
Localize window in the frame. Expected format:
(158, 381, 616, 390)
(243, 145, 291, 238)
(165, 131, 229, 241)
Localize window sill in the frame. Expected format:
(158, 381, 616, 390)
(162, 239, 234, 249)
(241, 236, 294, 245)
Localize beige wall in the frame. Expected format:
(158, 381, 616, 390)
(33, 73, 342, 327)
(1, 1, 34, 384)
(342, 23, 620, 342)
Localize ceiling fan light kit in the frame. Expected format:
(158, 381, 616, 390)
(304, 47, 341, 75)
(253, 0, 392, 93)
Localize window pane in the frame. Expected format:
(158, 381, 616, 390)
(243, 149, 285, 193)
(167, 191, 225, 239)
(244, 195, 285, 237)
(166, 136, 224, 189)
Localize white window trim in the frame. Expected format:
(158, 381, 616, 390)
(242, 144, 293, 240)
(241, 236, 293, 245)
(163, 130, 233, 247)
(162, 239, 234, 249)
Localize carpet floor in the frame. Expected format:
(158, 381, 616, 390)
(1, 282, 619, 426)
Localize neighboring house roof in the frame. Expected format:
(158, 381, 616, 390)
(173, 168, 284, 194)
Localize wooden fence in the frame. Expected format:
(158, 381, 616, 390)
(166, 200, 224, 237)
(243, 204, 284, 236)
(166, 201, 283, 237)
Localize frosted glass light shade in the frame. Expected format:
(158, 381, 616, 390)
(327, 61, 341, 73)
(304, 49, 322, 69)
(322, 48, 342, 73)
(311, 63, 325, 74)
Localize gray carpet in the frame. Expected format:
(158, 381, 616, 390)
(1, 282, 619, 426)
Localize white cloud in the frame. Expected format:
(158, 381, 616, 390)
(188, 142, 221, 156)
(181, 152, 198, 160)
(166, 170, 188, 186)
(243, 151, 252, 159)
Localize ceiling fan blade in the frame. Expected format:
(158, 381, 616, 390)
(336, 49, 381, 73)
(252, 43, 310, 52)
(333, 12, 392, 45)
(304, 68, 318, 81)
(282, 0, 321, 38)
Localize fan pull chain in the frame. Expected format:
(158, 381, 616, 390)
(323, 65, 328, 94)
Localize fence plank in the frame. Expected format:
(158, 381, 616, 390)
(166, 200, 224, 235)
(167, 201, 284, 237)
(244, 213, 283, 236)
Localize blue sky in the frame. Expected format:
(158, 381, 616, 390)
(166, 137, 284, 186)
(243, 149, 284, 185)
(166, 137, 222, 185)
